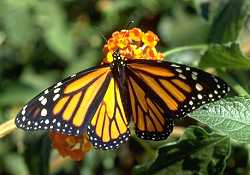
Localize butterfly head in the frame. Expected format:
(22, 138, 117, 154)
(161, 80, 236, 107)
(112, 49, 123, 61)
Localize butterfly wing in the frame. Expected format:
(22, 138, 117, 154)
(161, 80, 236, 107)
(126, 75, 174, 140)
(125, 59, 230, 140)
(15, 65, 112, 136)
(16, 64, 130, 149)
(87, 76, 130, 150)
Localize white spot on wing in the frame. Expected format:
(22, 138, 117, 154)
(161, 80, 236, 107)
(191, 73, 197, 80)
(41, 98, 47, 105)
(53, 94, 60, 101)
(197, 94, 203, 99)
(45, 119, 49, 124)
(54, 88, 60, 93)
(41, 109, 47, 116)
(171, 64, 180, 67)
(55, 82, 63, 88)
(176, 69, 182, 73)
(179, 74, 186, 79)
(38, 96, 45, 101)
(195, 83, 203, 91)
(189, 100, 193, 105)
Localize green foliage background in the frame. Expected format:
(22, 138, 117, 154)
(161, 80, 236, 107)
(0, 0, 250, 175)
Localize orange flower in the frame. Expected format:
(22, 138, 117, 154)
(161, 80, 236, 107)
(115, 30, 130, 49)
(142, 31, 159, 47)
(102, 27, 163, 63)
(145, 47, 158, 59)
(49, 132, 92, 161)
(129, 27, 142, 42)
(107, 38, 117, 51)
(133, 48, 144, 58)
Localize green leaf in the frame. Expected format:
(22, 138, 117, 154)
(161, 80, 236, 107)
(0, 0, 37, 47)
(199, 43, 250, 69)
(3, 153, 28, 175)
(133, 126, 230, 175)
(34, 1, 76, 61)
(64, 49, 99, 76)
(158, 7, 209, 47)
(188, 0, 213, 21)
(190, 96, 250, 143)
(20, 67, 59, 91)
(208, 0, 247, 43)
(0, 81, 37, 106)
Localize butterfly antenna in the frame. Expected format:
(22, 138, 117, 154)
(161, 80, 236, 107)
(121, 20, 135, 41)
(100, 32, 108, 43)
(126, 20, 135, 29)
(95, 28, 108, 44)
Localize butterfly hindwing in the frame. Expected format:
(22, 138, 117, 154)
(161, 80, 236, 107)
(127, 75, 174, 140)
(15, 65, 112, 136)
(87, 77, 130, 150)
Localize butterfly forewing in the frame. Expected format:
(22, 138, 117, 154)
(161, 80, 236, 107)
(15, 65, 112, 136)
(126, 60, 230, 119)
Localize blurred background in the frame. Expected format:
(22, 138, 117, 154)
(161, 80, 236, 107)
(0, 0, 250, 175)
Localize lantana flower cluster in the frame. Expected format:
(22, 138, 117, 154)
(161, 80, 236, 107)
(102, 28, 163, 63)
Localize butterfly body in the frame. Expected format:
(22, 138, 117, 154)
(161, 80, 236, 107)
(15, 50, 230, 150)
(110, 50, 128, 90)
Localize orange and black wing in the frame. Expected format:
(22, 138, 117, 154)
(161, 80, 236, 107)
(15, 65, 112, 136)
(126, 75, 174, 140)
(125, 59, 230, 140)
(15, 64, 130, 149)
(87, 76, 130, 150)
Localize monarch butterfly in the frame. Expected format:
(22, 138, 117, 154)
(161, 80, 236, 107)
(15, 29, 230, 150)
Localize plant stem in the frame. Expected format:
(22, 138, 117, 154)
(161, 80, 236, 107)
(163, 44, 208, 57)
(0, 118, 17, 138)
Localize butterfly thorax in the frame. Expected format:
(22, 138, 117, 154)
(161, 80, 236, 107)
(111, 50, 126, 75)
(110, 50, 128, 97)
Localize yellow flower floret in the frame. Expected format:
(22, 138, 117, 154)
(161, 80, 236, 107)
(142, 31, 159, 47)
(129, 28, 142, 42)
